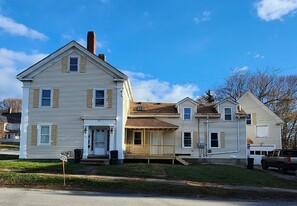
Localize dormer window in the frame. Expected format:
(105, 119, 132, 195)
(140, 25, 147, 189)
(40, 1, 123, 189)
(224, 108, 232, 121)
(183, 108, 191, 120)
(69, 56, 80, 72)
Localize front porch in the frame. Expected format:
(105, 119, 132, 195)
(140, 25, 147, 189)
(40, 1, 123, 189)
(125, 117, 179, 163)
(82, 118, 117, 160)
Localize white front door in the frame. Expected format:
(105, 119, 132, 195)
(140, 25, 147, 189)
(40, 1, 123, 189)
(94, 129, 107, 155)
(150, 132, 163, 155)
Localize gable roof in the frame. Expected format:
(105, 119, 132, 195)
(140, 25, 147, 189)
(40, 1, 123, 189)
(215, 98, 238, 107)
(238, 91, 283, 123)
(16, 41, 128, 81)
(176, 97, 198, 107)
(129, 102, 177, 116)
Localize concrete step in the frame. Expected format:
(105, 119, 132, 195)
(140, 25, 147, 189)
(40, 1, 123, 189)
(81, 158, 110, 165)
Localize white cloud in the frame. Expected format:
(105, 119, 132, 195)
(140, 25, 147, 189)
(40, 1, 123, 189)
(122, 70, 199, 102)
(193, 10, 211, 24)
(247, 51, 264, 59)
(0, 14, 48, 40)
(232, 66, 249, 73)
(0, 48, 47, 100)
(255, 0, 297, 21)
(254, 53, 264, 58)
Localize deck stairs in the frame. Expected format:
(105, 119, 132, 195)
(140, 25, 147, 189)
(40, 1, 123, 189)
(175, 156, 190, 166)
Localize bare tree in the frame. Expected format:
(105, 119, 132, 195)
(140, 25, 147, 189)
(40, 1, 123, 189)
(2, 98, 22, 113)
(215, 70, 297, 148)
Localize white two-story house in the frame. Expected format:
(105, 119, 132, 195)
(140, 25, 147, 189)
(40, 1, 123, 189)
(17, 32, 133, 163)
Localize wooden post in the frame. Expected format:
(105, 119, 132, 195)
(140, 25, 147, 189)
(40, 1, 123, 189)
(62, 160, 66, 186)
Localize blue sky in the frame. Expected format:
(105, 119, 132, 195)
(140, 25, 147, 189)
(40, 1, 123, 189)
(0, 0, 297, 102)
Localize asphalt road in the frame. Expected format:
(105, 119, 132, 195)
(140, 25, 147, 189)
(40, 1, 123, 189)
(1, 188, 297, 206)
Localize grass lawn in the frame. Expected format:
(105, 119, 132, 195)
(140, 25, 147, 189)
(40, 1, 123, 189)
(0, 171, 297, 200)
(1, 161, 297, 190)
(94, 163, 297, 189)
(0, 160, 85, 174)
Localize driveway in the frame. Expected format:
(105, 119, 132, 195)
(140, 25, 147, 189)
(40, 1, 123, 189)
(254, 166, 297, 182)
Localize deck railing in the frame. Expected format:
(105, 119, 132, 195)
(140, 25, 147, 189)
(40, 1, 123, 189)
(125, 144, 175, 156)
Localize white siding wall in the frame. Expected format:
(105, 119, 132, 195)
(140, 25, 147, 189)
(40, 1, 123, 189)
(239, 93, 282, 149)
(26, 50, 120, 159)
(160, 100, 246, 159)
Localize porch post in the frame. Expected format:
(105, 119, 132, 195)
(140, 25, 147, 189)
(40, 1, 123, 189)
(109, 126, 115, 155)
(83, 126, 89, 159)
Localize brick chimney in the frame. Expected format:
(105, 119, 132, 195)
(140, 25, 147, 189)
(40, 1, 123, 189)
(87, 31, 96, 54)
(98, 54, 106, 61)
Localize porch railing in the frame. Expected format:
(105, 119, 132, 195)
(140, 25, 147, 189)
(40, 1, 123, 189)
(125, 144, 175, 156)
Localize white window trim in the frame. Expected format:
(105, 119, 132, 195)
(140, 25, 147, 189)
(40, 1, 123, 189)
(68, 55, 80, 72)
(256, 124, 269, 138)
(182, 131, 193, 148)
(224, 107, 233, 121)
(209, 131, 221, 148)
(183, 107, 192, 120)
(93, 88, 107, 108)
(37, 123, 52, 146)
(39, 87, 53, 107)
(133, 130, 143, 145)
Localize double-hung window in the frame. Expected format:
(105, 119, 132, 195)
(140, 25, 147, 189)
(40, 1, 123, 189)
(69, 56, 79, 72)
(183, 108, 191, 120)
(182, 132, 192, 148)
(246, 114, 251, 125)
(41, 88, 52, 107)
(38, 125, 51, 146)
(94, 89, 105, 107)
(210, 132, 219, 148)
(224, 108, 232, 121)
(133, 131, 142, 145)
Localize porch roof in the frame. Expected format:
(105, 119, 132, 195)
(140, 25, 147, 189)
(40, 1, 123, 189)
(125, 117, 179, 130)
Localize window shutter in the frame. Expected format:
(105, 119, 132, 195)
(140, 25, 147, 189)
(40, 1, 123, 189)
(53, 89, 59, 108)
(31, 125, 37, 146)
(33, 89, 39, 108)
(51, 125, 57, 146)
(80, 56, 86, 73)
(62, 56, 68, 73)
(220, 131, 225, 148)
(107, 89, 112, 108)
(193, 132, 198, 146)
(252, 113, 257, 125)
(87, 89, 93, 108)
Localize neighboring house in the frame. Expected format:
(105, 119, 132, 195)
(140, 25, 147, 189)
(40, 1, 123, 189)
(125, 97, 247, 165)
(238, 91, 283, 165)
(0, 108, 21, 143)
(17, 32, 133, 162)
